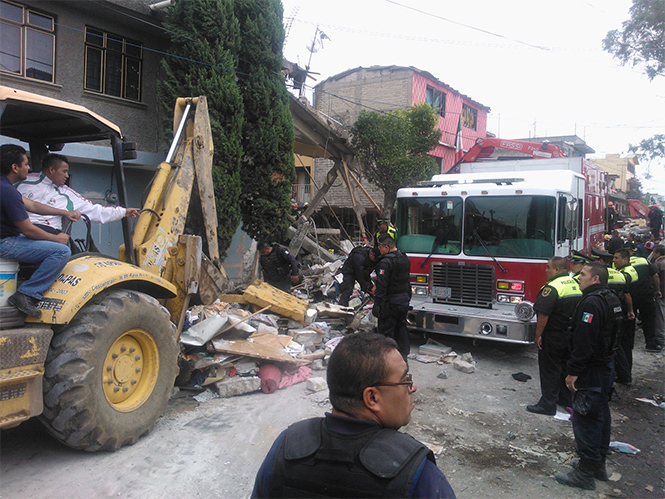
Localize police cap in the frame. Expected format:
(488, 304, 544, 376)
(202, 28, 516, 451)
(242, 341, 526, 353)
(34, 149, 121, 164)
(568, 250, 596, 264)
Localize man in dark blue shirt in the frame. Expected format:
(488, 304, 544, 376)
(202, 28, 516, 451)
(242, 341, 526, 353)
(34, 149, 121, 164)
(0, 144, 78, 317)
(252, 333, 455, 498)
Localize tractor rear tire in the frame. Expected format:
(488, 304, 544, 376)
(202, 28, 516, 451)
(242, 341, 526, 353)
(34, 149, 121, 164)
(41, 289, 178, 451)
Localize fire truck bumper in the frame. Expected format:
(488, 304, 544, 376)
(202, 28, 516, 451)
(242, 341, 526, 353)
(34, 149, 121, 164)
(406, 299, 536, 344)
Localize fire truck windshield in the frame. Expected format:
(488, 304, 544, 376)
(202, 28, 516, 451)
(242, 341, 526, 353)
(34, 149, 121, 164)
(464, 196, 555, 258)
(396, 197, 463, 255)
(396, 195, 556, 259)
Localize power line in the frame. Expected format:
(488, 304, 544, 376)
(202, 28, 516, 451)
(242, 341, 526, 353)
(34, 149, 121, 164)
(383, 0, 550, 51)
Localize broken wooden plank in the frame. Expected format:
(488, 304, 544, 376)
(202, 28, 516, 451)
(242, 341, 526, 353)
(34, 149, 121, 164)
(211, 334, 307, 365)
(218, 294, 249, 304)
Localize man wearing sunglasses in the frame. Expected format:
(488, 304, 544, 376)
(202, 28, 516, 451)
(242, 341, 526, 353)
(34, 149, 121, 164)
(252, 332, 455, 498)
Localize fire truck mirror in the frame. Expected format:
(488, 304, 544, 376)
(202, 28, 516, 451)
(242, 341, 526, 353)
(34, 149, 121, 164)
(564, 197, 578, 231)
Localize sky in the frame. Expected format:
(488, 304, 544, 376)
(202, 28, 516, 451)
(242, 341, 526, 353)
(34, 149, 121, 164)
(280, 0, 665, 196)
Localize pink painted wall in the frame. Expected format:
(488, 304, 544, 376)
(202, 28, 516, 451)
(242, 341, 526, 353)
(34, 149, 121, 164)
(411, 73, 487, 173)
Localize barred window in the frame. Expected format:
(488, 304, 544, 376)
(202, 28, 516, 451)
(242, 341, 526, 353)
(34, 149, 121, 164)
(0, 1, 55, 83)
(462, 104, 477, 130)
(84, 27, 142, 101)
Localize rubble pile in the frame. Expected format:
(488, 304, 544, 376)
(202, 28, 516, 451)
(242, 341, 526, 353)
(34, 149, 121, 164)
(178, 272, 374, 401)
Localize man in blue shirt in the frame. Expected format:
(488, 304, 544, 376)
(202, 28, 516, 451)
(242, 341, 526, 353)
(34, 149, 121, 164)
(0, 144, 79, 317)
(252, 332, 456, 498)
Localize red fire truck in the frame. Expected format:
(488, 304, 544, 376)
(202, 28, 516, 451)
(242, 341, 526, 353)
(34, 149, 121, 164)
(396, 141, 607, 344)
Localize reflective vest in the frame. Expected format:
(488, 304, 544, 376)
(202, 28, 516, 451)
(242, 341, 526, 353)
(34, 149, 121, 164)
(541, 274, 582, 298)
(617, 264, 639, 285)
(607, 267, 627, 297)
(375, 224, 397, 243)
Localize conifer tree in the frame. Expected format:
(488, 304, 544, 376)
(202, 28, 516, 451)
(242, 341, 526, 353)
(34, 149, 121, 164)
(158, 0, 243, 256)
(234, 0, 295, 242)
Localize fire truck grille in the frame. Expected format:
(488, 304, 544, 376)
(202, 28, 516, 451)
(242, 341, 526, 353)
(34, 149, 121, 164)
(430, 262, 494, 308)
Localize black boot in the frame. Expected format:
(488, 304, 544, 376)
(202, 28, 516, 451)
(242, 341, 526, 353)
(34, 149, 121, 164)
(572, 457, 609, 481)
(555, 463, 596, 490)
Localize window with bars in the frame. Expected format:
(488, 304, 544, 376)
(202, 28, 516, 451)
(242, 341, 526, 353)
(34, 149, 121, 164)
(462, 104, 478, 130)
(84, 27, 142, 101)
(0, 1, 55, 83)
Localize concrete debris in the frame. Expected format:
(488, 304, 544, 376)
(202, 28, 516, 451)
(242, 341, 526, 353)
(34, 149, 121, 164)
(460, 352, 474, 363)
(609, 472, 621, 482)
(419, 343, 453, 357)
(416, 355, 440, 364)
(213, 376, 261, 398)
(453, 359, 475, 374)
(306, 377, 328, 393)
(437, 370, 448, 379)
(311, 359, 324, 371)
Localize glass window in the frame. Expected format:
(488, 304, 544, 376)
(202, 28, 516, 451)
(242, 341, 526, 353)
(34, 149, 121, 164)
(396, 197, 463, 255)
(464, 196, 555, 258)
(425, 85, 445, 117)
(462, 104, 478, 130)
(0, 1, 54, 82)
(84, 26, 142, 101)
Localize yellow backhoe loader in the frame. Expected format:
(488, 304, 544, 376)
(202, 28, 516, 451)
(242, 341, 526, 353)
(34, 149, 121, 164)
(0, 86, 228, 451)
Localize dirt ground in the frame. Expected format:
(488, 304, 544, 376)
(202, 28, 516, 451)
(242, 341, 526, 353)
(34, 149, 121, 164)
(2, 329, 663, 498)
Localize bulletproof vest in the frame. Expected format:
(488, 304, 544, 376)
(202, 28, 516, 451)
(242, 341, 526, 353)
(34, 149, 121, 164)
(342, 246, 370, 274)
(385, 250, 411, 298)
(261, 245, 291, 281)
(582, 288, 622, 364)
(268, 418, 435, 498)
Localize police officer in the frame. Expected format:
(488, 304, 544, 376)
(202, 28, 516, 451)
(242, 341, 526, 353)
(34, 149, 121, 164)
(337, 245, 379, 307)
(555, 263, 622, 491)
(257, 241, 299, 292)
(373, 234, 411, 359)
(251, 333, 456, 498)
(569, 250, 596, 282)
(527, 257, 582, 416)
(594, 248, 635, 384)
(626, 247, 662, 351)
(612, 249, 641, 380)
(373, 217, 397, 247)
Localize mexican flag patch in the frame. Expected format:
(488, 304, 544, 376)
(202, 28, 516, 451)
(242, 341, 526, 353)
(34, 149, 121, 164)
(379, 269, 386, 275)
(582, 312, 594, 323)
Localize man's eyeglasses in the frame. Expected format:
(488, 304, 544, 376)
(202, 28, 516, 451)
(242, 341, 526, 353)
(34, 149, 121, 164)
(370, 373, 414, 391)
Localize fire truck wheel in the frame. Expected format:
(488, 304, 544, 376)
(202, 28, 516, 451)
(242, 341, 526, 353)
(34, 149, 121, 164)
(40, 289, 178, 451)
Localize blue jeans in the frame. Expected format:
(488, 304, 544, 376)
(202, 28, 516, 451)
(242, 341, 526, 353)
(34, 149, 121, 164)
(0, 235, 70, 300)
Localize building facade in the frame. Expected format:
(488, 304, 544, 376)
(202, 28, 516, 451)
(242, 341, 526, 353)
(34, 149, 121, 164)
(0, 0, 169, 253)
(313, 65, 490, 173)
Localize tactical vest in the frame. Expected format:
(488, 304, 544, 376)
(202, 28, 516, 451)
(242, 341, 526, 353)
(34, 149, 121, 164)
(268, 418, 435, 498)
(260, 245, 292, 282)
(385, 250, 411, 299)
(578, 288, 622, 364)
(342, 246, 370, 274)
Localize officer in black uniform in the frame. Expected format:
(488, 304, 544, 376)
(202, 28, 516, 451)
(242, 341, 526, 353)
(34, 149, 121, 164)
(527, 257, 582, 416)
(627, 247, 662, 351)
(594, 247, 635, 384)
(251, 332, 456, 498)
(373, 233, 411, 359)
(337, 245, 379, 307)
(257, 241, 299, 292)
(556, 263, 622, 491)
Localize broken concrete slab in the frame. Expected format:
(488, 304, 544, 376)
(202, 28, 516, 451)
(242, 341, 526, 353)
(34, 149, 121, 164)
(211, 333, 307, 365)
(213, 376, 261, 398)
(315, 302, 355, 319)
(180, 314, 229, 346)
(306, 377, 327, 393)
(289, 328, 324, 348)
(453, 359, 475, 374)
(419, 343, 453, 357)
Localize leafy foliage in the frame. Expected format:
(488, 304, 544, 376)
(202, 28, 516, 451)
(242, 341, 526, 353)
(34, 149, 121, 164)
(158, 0, 244, 257)
(351, 104, 442, 218)
(235, 0, 295, 242)
(603, 0, 665, 81)
(629, 134, 665, 180)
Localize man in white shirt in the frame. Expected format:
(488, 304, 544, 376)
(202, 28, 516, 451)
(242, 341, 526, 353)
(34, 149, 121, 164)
(16, 153, 139, 232)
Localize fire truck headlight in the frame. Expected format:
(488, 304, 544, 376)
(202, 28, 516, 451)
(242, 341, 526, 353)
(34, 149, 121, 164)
(509, 296, 523, 304)
(413, 286, 428, 296)
(497, 294, 510, 303)
(515, 301, 535, 321)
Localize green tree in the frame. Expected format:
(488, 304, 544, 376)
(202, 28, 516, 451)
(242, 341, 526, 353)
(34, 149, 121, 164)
(234, 0, 295, 242)
(603, 0, 665, 81)
(351, 104, 442, 218)
(629, 134, 665, 180)
(158, 0, 243, 257)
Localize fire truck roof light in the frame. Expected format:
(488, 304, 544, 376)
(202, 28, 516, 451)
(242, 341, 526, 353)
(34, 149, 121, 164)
(461, 191, 467, 195)
(515, 190, 523, 194)
(412, 192, 418, 196)
(481, 190, 488, 195)
(441, 191, 447, 195)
